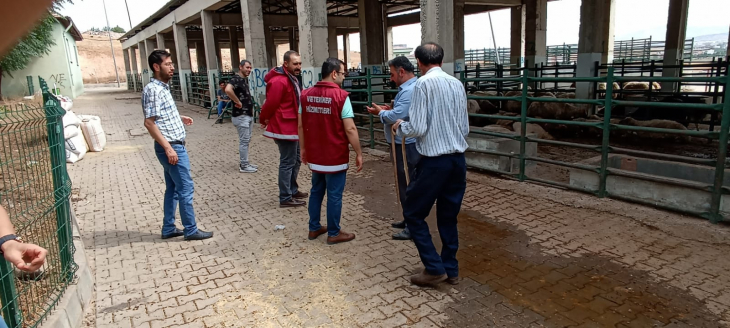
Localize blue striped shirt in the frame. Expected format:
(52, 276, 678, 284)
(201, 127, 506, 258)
(380, 77, 417, 145)
(397, 67, 469, 157)
(142, 78, 186, 142)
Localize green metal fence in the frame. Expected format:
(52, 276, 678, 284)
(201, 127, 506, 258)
(170, 73, 182, 101)
(186, 71, 210, 107)
(0, 77, 76, 328)
(461, 67, 730, 222)
(125, 73, 134, 91)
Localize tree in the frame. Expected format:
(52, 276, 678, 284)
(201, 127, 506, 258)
(0, 0, 72, 98)
(110, 26, 126, 33)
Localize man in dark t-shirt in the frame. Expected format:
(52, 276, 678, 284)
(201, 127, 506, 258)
(215, 81, 230, 124)
(225, 60, 257, 173)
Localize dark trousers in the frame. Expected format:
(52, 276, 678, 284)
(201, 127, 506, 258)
(393, 143, 421, 206)
(274, 139, 301, 202)
(403, 153, 467, 278)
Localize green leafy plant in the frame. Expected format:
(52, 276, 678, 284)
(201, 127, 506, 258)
(0, 0, 73, 98)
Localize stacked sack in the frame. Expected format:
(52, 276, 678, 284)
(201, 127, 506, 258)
(77, 115, 107, 152)
(63, 110, 88, 163)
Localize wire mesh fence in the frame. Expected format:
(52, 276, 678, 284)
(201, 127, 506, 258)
(0, 77, 76, 328)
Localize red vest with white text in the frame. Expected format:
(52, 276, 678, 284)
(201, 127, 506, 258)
(300, 81, 350, 173)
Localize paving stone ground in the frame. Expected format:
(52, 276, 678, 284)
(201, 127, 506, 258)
(70, 87, 730, 328)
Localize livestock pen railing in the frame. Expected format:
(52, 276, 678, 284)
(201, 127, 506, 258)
(0, 77, 77, 328)
(185, 71, 210, 108)
(462, 67, 730, 223)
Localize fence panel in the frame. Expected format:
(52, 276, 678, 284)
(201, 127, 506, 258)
(0, 77, 77, 328)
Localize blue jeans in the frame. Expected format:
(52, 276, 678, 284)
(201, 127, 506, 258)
(217, 100, 229, 116)
(403, 153, 467, 278)
(274, 139, 301, 202)
(154, 142, 199, 237)
(308, 171, 347, 237)
(0, 315, 8, 328)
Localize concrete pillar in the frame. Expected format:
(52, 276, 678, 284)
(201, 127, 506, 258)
(386, 27, 394, 60)
(195, 41, 207, 71)
(359, 0, 386, 69)
(201, 10, 219, 101)
(130, 47, 139, 91)
(123, 48, 132, 90)
(576, 0, 615, 99)
(328, 28, 339, 58)
(145, 39, 156, 84)
(342, 34, 350, 68)
(297, 0, 330, 87)
(661, 0, 689, 92)
(156, 33, 166, 50)
(229, 27, 240, 72)
(138, 41, 150, 86)
(510, 5, 526, 68)
(215, 34, 223, 70)
(453, 0, 465, 72)
(173, 22, 191, 102)
(524, 0, 547, 68)
(167, 41, 177, 66)
(420, 0, 455, 74)
(240, 0, 270, 102)
(289, 28, 299, 52)
(264, 27, 277, 68)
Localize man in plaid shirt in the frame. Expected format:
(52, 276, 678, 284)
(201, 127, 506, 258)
(142, 50, 213, 241)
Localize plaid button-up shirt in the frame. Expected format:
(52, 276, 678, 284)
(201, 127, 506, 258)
(142, 78, 186, 142)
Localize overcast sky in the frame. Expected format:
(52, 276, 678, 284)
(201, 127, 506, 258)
(61, 0, 729, 52)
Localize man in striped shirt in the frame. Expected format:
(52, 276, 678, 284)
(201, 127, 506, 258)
(393, 42, 469, 286)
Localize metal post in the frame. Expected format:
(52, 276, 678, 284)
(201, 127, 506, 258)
(367, 68, 374, 149)
(102, 0, 121, 87)
(40, 78, 74, 283)
(598, 67, 614, 197)
(709, 72, 730, 223)
(518, 67, 529, 181)
(0, 260, 21, 328)
(488, 12, 500, 65)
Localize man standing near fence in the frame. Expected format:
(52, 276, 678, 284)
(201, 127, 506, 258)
(225, 60, 258, 173)
(393, 43, 469, 286)
(366, 56, 419, 241)
(260, 51, 308, 207)
(142, 50, 213, 241)
(299, 58, 363, 245)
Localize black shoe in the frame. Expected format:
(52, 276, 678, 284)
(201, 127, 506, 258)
(293, 191, 309, 199)
(391, 220, 406, 229)
(392, 229, 411, 240)
(161, 228, 184, 239)
(184, 230, 214, 240)
(446, 276, 459, 285)
(215, 119, 223, 124)
(280, 199, 306, 208)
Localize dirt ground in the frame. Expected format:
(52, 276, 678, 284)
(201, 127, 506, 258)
(77, 32, 127, 84)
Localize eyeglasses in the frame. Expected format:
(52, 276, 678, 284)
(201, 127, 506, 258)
(337, 71, 346, 76)
(163, 63, 175, 68)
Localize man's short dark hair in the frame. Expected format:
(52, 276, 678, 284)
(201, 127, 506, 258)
(414, 42, 444, 66)
(148, 50, 171, 72)
(283, 50, 300, 63)
(219, 80, 227, 85)
(240, 59, 251, 67)
(388, 56, 414, 73)
(321, 57, 345, 78)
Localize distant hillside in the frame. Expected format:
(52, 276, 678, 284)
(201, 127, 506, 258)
(693, 33, 728, 42)
(76, 32, 127, 84)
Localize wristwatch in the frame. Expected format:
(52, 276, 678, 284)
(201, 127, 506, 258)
(0, 234, 23, 254)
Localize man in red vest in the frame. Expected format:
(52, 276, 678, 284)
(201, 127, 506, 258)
(298, 58, 363, 245)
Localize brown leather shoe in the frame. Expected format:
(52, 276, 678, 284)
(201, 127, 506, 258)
(308, 227, 328, 240)
(410, 270, 447, 286)
(293, 191, 309, 199)
(280, 199, 306, 208)
(326, 231, 355, 245)
(446, 276, 459, 285)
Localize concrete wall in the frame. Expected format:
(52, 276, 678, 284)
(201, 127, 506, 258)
(2, 22, 84, 99)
